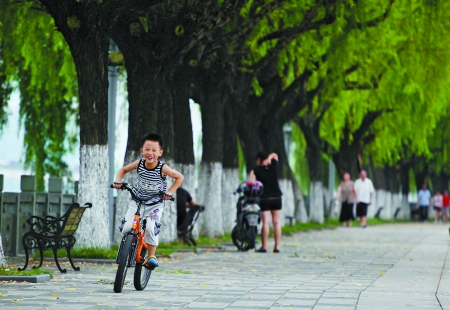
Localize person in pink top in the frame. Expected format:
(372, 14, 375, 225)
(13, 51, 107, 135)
(442, 190, 450, 224)
(433, 191, 443, 224)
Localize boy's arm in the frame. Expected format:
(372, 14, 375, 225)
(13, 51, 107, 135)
(113, 160, 140, 189)
(162, 164, 184, 200)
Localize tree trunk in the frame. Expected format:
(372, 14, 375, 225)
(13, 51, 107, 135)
(0, 233, 6, 268)
(237, 96, 264, 172)
(383, 166, 401, 219)
(306, 144, 324, 223)
(367, 159, 386, 219)
(332, 144, 360, 180)
(292, 176, 308, 223)
(221, 103, 240, 233)
(196, 80, 225, 237)
(399, 164, 412, 220)
(113, 150, 140, 244)
(259, 122, 298, 226)
(68, 27, 110, 249)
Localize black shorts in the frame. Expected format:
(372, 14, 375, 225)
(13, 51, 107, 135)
(259, 197, 282, 212)
(339, 202, 355, 222)
(356, 202, 369, 217)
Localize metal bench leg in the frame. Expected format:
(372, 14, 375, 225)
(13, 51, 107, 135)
(66, 245, 80, 271)
(188, 233, 196, 247)
(182, 235, 191, 246)
(52, 246, 67, 273)
(17, 238, 30, 271)
(33, 247, 44, 269)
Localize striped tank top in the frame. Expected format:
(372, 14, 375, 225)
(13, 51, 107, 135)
(132, 159, 167, 205)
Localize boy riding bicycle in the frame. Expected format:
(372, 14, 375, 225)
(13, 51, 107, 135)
(113, 133, 184, 268)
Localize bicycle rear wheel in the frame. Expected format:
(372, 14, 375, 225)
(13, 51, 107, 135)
(114, 234, 133, 293)
(134, 246, 152, 290)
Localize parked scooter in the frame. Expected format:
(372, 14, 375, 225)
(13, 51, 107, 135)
(231, 181, 263, 251)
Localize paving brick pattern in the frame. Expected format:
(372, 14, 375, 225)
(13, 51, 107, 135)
(1, 223, 449, 309)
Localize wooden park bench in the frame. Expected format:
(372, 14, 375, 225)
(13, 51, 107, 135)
(18, 202, 92, 273)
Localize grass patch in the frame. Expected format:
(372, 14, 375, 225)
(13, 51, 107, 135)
(33, 245, 119, 260)
(31, 233, 233, 260)
(0, 267, 53, 279)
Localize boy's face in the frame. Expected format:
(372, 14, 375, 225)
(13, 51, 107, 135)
(141, 140, 163, 164)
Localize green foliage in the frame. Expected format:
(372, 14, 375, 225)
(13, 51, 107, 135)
(248, 0, 450, 181)
(290, 122, 310, 193)
(0, 0, 78, 190)
(237, 138, 247, 181)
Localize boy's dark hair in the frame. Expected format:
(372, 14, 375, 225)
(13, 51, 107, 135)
(255, 151, 266, 162)
(141, 133, 164, 148)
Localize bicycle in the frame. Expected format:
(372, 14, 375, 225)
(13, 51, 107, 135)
(111, 182, 174, 293)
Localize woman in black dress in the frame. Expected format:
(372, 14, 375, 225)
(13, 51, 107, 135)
(250, 152, 283, 253)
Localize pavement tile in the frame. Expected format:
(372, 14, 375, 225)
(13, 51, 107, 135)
(3, 224, 450, 309)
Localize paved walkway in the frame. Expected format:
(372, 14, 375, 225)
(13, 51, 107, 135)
(1, 223, 450, 309)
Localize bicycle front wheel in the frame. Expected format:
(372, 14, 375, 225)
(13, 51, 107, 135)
(134, 246, 152, 290)
(114, 234, 133, 293)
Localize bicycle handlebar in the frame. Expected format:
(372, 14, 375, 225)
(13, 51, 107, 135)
(110, 182, 175, 201)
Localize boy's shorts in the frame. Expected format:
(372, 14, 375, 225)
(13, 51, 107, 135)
(121, 199, 164, 245)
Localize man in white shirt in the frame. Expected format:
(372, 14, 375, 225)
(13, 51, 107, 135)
(417, 183, 431, 222)
(354, 170, 375, 228)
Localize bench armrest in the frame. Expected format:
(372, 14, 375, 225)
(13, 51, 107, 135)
(26, 215, 62, 235)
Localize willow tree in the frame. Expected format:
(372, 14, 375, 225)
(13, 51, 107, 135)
(4, 0, 164, 248)
(190, 1, 342, 226)
(0, 1, 78, 191)
(290, 0, 450, 221)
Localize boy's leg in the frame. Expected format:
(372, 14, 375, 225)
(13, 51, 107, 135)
(121, 200, 138, 235)
(147, 244, 157, 257)
(143, 204, 164, 267)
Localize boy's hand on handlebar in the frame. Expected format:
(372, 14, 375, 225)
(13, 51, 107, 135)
(113, 182, 123, 190)
(162, 192, 174, 201)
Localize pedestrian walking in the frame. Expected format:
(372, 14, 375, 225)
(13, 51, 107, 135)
(354, 170, 375, 228)
(417, 183, 431, 222)
(335, 172, 357, 227)
(442, 189, 450, 224)
(433, 190, 443, 224)
(250, 152, 283, 253)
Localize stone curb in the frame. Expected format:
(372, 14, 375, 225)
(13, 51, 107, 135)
(0, 274, 50, 283)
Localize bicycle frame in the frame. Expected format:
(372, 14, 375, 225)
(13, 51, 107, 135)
(131, 206, 150, 264)
(113, 182, 174, 266)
